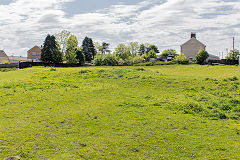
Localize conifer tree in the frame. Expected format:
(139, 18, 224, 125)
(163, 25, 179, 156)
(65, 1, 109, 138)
(41, 35, 62, 63)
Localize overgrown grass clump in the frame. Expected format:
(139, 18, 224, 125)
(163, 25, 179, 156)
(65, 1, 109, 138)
(0, 68, 16, 72)
(0, 65, 240, 159)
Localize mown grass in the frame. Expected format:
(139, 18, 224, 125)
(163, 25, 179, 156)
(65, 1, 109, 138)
(0, 65, 240, 159)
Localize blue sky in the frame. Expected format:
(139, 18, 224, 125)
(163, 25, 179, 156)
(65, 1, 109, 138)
(0, 0, 240, 57)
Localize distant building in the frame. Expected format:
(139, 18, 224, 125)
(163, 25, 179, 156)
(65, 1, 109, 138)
(180, 33, 219, 61)
(27, 46, 41, 61)
(0, 50, 9, 63)
(181, 33, 206, 60)
(8, 56, 27, 63)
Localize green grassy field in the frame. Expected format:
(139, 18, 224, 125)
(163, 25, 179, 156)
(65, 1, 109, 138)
(0, 65, 240, 159)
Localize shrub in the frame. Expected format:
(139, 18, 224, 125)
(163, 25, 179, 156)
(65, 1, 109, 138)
(102, 54, 118, 66)
(196, 49, 209, 65)
(93, 54, 118, 66)
(132, 55, 145, 64)
(175, 53, 189, 64)
(226, 49, 240, 60)
(93, 55, 103, 66)
(1, 60, 10, 64)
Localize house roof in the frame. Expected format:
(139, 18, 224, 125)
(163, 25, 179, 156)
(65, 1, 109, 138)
(27, 45, 41, 52)
(180, 38, 206, 47)
(0, 50, 9, 58)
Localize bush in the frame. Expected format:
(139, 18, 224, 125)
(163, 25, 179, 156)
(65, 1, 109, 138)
(93, 55, 103, 66)
(102, 54, 118, 66)
(226, 49, 240, 60)
(93, 54, 118, 66)
(1, 60, 10, 64)
(196, 49, 209, 65)
(132, 55, 145, 64)
(175, 53, 189, 64)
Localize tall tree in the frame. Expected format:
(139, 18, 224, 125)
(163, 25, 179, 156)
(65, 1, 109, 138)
(114, 44, 131, 60)
(55, 30, 71, 55)
(147, 49, 157, 59)
(146, 45, 159, 54)
(41, 34, 62, 63)
(65, 35, 78, 64)
(82, 37, 96, 61)
(99, 42, 110, 55)
(139, 44, 146, 55)
(76, 47, 85, 65)
(129, 42, 139, 57)
(160, 49, 178, 59)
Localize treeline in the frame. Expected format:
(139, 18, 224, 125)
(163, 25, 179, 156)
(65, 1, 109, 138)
(40, 30, 215, 65)
(41, 31, 95, 64)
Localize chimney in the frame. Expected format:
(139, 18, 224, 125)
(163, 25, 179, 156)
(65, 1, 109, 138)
(191, 32, 196, 39)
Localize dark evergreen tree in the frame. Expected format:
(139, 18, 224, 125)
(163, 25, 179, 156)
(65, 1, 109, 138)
(82, 37, 96, 61)
(76, 48, 85, 65)
(139, 44, 146, 55)
(41, 34, 62, 63)
(146, 45, 159, 54)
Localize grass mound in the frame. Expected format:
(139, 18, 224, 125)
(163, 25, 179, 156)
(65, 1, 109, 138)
(0, 65, 239, 159)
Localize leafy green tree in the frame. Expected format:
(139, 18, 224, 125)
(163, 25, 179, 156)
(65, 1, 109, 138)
(114, 44, 131, 60)
(82, 37, 96, 61)
(139, 44, 146, 55)
(76, 47, 85, 65)
(65, 35, 78, 64)
(160, 49, 178, 59)
(147, 49, 157, 59)
(41, 34, 62, 63)
(226, 49, 240, 60)
(146, 45, 159, 54)
(196, 49, 209, 64)
(129, 42, 139, 57)
(55, 30, 71, 55)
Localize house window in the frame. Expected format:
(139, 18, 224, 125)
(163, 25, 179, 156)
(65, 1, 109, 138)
(32, 52, 40, 56)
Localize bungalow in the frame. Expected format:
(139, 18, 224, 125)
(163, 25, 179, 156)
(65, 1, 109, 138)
(8, 56, 27, 63)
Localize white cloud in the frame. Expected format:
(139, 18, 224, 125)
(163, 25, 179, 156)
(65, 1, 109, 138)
(0, 0, 240, 57)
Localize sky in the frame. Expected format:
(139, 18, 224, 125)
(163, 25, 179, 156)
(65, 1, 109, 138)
(0, 0, 240, 57)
